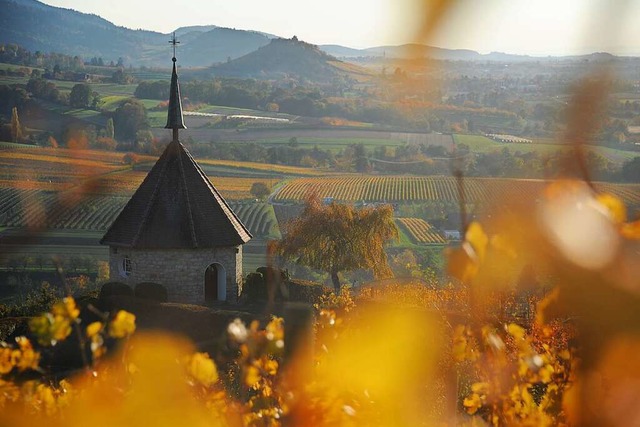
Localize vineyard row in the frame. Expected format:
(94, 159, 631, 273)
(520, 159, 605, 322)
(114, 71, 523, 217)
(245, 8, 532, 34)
(274, 176, 640, 206)
(0, 189, 278, 237)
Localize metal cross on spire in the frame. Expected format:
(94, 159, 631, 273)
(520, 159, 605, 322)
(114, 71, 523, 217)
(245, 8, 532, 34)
(169, 32, 180, 61)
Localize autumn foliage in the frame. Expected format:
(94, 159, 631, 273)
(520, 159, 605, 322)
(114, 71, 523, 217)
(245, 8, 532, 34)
(274, 193, 398, 291)
(2, 3, 640, 425)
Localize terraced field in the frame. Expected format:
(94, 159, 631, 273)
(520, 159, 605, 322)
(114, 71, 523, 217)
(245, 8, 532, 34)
(229, 203, 280, 238)
(86, 170, 271, 199)
(0, 145, 288, 237)
(0, 188, 279, 238)
(397, 218, 446, 244)
(0, 144, 297, 199)
(274, 175, 640, 206)
(0, 146, 155, 191)
(197, 158, 335, 177)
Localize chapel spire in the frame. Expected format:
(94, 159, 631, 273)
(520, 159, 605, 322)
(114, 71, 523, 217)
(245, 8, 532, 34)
(165, 32, 186, 138)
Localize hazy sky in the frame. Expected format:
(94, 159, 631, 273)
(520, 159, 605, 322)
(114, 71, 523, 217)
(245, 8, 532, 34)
(41, 0, 640, 55)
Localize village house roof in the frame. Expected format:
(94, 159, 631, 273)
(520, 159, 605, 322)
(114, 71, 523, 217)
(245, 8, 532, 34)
(101, 52, 251, 249)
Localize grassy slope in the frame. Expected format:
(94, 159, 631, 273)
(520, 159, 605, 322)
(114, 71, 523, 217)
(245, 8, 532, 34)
(253, 136, 396, 150)
(454, 134, 639, 162)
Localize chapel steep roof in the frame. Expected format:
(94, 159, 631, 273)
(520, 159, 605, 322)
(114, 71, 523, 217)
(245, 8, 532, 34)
(100, 140, 252, 248)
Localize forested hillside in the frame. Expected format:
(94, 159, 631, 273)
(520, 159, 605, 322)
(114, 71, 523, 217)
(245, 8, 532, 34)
(0, 0, 274, 66)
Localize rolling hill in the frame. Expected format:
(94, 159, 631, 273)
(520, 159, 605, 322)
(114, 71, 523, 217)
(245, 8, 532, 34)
(0, 0, 276, 67)
(0, 0, 626, 69)
(319, 43, 624, 63)
(177, 27, 273, 67)
(207, 37, 368, 82)
(0, 0, 162, 62)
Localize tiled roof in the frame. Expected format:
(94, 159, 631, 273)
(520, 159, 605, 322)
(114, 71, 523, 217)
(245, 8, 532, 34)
(100, 140, 251, 248)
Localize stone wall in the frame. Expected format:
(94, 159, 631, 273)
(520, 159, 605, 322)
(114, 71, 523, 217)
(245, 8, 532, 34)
(108, 246, 243, 305)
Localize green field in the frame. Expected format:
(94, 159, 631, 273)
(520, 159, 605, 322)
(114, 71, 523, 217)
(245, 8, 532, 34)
(97, 96, 158, 112)
(130, 70, 170, 81)
(0, 62, 39, 72)
(147, 110, 167, 127)
(435, 110, 516, 129)
(88, 83, 137, 97)
(454, 134, 639, 163)
(393, 226, 417, 248)
(197, 164, 284, 178)
(254, 136, 397, 150)
(64, 108, 103, 120)
(98, 95, 129, 111)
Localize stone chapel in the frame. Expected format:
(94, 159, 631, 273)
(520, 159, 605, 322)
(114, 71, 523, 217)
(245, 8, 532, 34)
(100, 51, 252, 304)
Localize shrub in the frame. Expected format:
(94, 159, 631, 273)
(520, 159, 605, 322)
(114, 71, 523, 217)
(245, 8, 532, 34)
(242, 272, 267, 301)
(242, 269, 325, 304)
(134, 282, 168, 303)
(99, 282, 133, 300)
(286, 279, 327, 303)
(250, 182, 271, 200)
(122, 152, 140, 165)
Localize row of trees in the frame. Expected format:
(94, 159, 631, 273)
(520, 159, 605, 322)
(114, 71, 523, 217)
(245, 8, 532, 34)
(0, 44, 85, 71)
(135, 79, 444, 130)
(368, 142, 640, 182)
(6, 73, 640, 182)
(186, 136, 640, 182)
(186, 140, 336, 168)
(87, 56, 124, 68)
(1, 79, 151, 149)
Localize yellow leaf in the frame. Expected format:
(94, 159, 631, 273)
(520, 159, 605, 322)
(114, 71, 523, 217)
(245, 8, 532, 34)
(86, 321, 103, 338)
(0, 348, 14, 374)
(35, 384, 56, 415)
(463, 393, 482, 415)
(184, 352, 218, 387)
(507, 323, 526, 341)
(265, 316, 284, 343)
(521, 386, 535, 411)
(518, 359, 529, 377)
(465, 222, 489, 262)
(263, 359, 278, 376)
(15, 337, 39, 372)
(109, 311, 136, 338)
(245, 365, 261, 387)
(596, 193, 627, 224)
(540, 365, 554, 383)
(50, 318, 73, 343)
(51, 297, 79, 321)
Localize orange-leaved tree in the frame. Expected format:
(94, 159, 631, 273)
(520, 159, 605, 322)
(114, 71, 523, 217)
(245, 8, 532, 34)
(274, 194, 398, 292)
